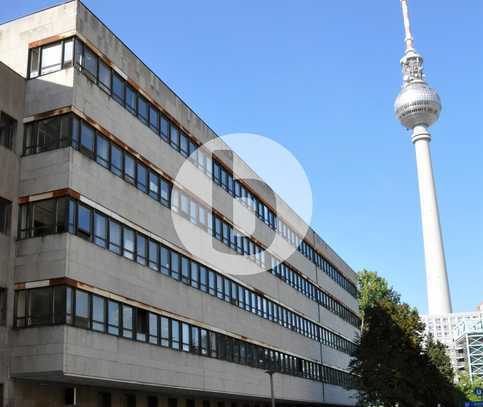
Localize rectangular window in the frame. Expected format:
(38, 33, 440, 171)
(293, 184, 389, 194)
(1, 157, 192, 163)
(136, 163, 148, 193)
(135, 308, 148, 342)
(124, 153, 136, 184)
(107, 300, 119, 335)
(92, 295, 106, 332)
(161, 316, 170, 347)
(138, 96, 149, 124)
(28, 287, 51, 326)
(190, 261, 199, 289)
(83, 46, 98, 80)
(208, 270, 216, 296)
(182, 322, 190, 352)
(41, 42, 62, 75)
(52, 286, 66, 324)
(149, 312, 158, 344)
(148, 396, 158, 407)
(170, 126, 179, 150)
(200, 328, 208, 355)
(180, 132, 189, 157)
(191, 326, 200, 354)
(0, 112, 16, 151)
(122, 304, 133, 339)
(112, 72, 125, 105)
(108, 219, 122, 254)
(94, 212, 107, 248)
(29, 47, 40, 78)
(110, 145, 123, 176)
(160, 115, 169, 142)
(181, 256, 190, 285)
(75, 289, 90, 328)
(98, 59, 111, 94)
(80, 122, 95, 156)
(136, 234, 146, 266)
(98, 393, 111, 407)
(125, 395, 136, 407)
(96, 134, 110, 168)
(0, 198, 11, 235)
(148, 240, 159, 271)
(149, 171, 159, 200)
(149, 105, 159, 133)
(123, 227, 135, 260)
(126, 85, 137, 115)
(199, 266, 207, 292)
(216, 275, 224, 300)
(171, 252, 180, 280)
(77, 204, 92, 240)
(209, 331, 217, 358)
(160, 246, 170, 275)
(160, 179, 171, 207)
(171, 320, 180, 350)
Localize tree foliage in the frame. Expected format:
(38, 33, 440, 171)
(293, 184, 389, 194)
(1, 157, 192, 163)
(350, 270, 464, 406)
(457, 373, 483, 401)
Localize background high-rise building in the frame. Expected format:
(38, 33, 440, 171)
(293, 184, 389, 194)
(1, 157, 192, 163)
(394, 0, 452, 316)
(0, 1, 359, 406)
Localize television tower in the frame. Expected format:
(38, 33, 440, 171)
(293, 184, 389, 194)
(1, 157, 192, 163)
(394, 0, 452, 315)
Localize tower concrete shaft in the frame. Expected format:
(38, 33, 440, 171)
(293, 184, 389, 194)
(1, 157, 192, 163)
(394, 0, 452, 315)
(412, 126, 452, 315)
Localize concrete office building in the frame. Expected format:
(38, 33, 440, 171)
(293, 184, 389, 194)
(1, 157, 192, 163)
(0, 2, 360, 406)
(422, 306, 483, 373)
(455, 317, 483, 381)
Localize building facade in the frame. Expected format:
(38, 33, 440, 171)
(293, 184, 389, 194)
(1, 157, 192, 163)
(0, 2, 360, 406)
(455, 317, 483, 381)
(422, 305, 483, 375)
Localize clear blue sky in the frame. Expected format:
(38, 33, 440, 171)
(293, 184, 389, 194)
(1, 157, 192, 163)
(2, 1, 482, 314)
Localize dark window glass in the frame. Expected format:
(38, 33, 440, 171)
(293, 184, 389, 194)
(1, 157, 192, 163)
(180, 132, 189, 157)
(208, 271, 216, 296)
(160, 115, 169, 142)
(78, 204, 92, 240)
(171, 320, 180, 350)
(149, 171, 159, 200)
(160, 246, 170, 275)
(191, 326, 200, 354)
(199, 266, 207, 292)
(135, 308, 148, 342)
(98, 60, 111, 93)
(149, 106, 159, 132)
(160, 317, 170, 347)
(122, 304, 133, 339)
(124, 153, 135, 184)
(170, 126, 179, 150)
(149, 312, 158, 344)
(171, 252, 180, 280)
(83, 46, 98, 79)
(92, 295, 106, 332)
(110, 145, 123, 176)
(28, 287, 51, 325)
(0, 112, 16, 151)
(125, 395, 136, 407)
(136, 163, 147, 193)
(52, 286, 66, 324)
(181, 256, 190, 284)
(94, 212, 107, 248)
(112, 72, 125, 105)
(97, 393, 111, 407)
(138, 96, 148, 124)
(107, 300, 119, 335)
(182, 322, 190, 352)
(80, 122, 95, 155)
(126, 85, 137, 114)
(168, 399, 177, 407)
(96, 134, 110, 168)
(123, 227, 135, 260)
(148, 240, 159, 271)
(108, 219, 121, 254)
(136, 234, 146, 265)
(148, 396, 158, 407)
(75, 290, 90, 328)
(160, 179, 171, 207)
(0, 198, 11, 235)
(190, 261, 199, 289)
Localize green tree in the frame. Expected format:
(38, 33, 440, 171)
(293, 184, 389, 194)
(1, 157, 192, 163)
(425, 333, 454, 383)
(457, 373, 483, 401)
(350, 270, 463, 406)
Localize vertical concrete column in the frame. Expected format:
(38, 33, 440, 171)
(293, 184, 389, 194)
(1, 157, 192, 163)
(412, 125, 452, 315)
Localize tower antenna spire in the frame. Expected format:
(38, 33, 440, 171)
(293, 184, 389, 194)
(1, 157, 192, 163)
(394, 0, 453, 315)
(400, 0, 415, 52)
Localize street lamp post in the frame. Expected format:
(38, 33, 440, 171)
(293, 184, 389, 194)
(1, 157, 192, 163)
(265, 370, 275, 407)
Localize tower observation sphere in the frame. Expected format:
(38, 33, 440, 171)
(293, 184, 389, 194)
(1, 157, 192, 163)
(394, 0, 452, 315)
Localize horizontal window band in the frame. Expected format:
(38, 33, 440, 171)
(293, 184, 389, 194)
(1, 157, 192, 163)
(17, 192, 358, 355)
(21, 111, 360, 325)
(13, 283, 354, 388)
(26, 34, 357, 299)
